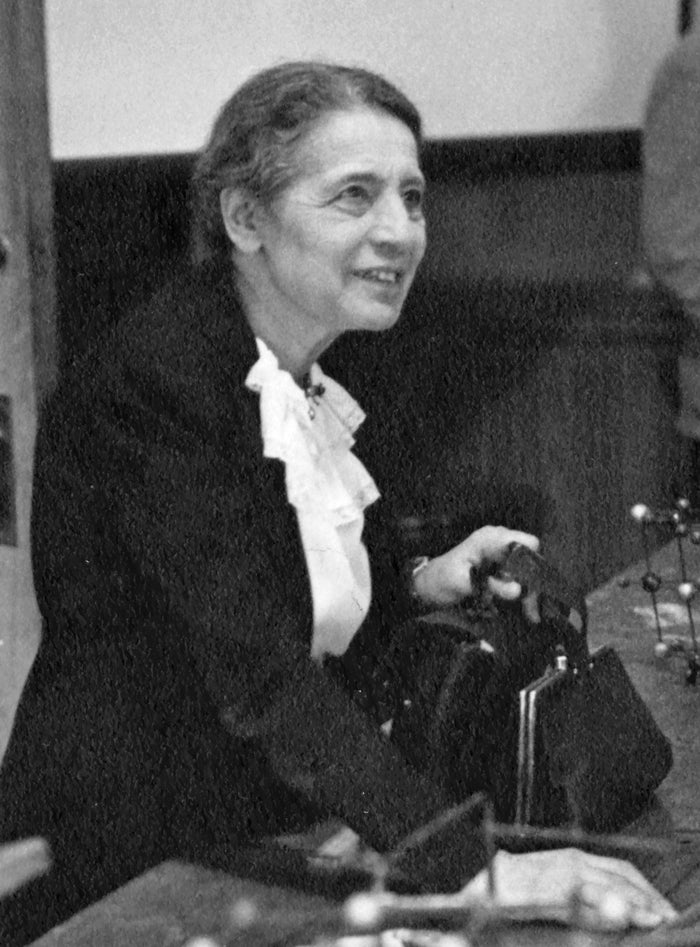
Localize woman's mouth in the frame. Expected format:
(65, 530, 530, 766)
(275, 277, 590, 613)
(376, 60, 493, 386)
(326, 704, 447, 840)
(353, 267, 403, 285)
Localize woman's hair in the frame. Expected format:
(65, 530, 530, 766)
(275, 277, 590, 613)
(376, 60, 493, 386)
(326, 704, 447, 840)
(190, 61, 423, 263)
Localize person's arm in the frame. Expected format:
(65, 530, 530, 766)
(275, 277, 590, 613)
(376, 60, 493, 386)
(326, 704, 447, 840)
(31, 358, 488, 894)
(642, 37, 700, 321)
(32, 363, 679, 925)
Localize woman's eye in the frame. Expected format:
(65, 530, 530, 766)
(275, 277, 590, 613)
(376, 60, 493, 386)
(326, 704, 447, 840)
(403, 187, 424, 217)
(335, 185, 372, 211)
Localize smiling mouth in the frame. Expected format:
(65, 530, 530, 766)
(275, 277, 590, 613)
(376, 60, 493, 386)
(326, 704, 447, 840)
(354, 267, 403, 285)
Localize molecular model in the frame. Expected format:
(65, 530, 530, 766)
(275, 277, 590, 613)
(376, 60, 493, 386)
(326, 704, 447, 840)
(631, 498, 700, 685)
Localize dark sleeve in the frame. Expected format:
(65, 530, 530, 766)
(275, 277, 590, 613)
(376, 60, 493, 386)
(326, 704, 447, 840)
(31, 358, 487, 893)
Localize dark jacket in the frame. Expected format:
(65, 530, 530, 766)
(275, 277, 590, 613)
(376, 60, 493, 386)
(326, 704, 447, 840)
(0, 261, 486, 943)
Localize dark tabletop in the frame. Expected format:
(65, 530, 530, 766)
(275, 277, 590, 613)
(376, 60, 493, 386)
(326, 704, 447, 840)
(27, 539, 700, 946)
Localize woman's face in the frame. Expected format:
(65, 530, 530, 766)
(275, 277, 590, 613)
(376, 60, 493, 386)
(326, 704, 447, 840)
(250, 107, 427, 342)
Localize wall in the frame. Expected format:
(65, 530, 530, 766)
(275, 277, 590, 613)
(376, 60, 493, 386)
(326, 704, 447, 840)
(45, 0, 678, 159)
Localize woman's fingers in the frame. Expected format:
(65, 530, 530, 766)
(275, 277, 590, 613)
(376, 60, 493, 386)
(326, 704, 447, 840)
(557, 851, 676, 929)
(473, 527, 539, 599)
(590, 857, 677, 925)
(574, 885, 637, 931)
(575, 879, 675, 931)
(486, 575, 522, 600)
(469, 526, 539, 563)
(462, 849, 677, 931)
(417, 526, 541, 606)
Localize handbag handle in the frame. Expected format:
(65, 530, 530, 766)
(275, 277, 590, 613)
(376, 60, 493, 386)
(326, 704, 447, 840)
(498, 543, 588, 639)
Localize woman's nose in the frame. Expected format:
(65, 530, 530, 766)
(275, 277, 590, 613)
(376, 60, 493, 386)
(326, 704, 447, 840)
(369, 194, 420, 248)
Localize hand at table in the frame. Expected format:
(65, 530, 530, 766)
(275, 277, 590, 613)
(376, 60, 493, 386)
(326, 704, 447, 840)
(411, 526, 540, 608)
(461, 847, 677, 931)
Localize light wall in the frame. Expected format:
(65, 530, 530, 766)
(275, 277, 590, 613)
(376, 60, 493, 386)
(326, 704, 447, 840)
(46, 0, 679, 159)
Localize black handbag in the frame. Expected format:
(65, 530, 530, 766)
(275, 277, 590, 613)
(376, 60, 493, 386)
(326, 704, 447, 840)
(365, 544, 673, 833)
(515, 641, 673, 833)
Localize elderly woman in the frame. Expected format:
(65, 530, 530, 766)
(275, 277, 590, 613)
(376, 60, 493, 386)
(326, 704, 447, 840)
(0, 62, 674, 943)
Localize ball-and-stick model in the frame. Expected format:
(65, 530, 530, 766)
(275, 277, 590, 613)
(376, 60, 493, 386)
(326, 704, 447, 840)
(631, 499, 700, 684)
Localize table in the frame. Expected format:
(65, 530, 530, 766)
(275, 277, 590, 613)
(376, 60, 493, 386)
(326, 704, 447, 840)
(585, 537, 700, 912)
(27, 542, 700, 946)
(588, 539, 700, 834)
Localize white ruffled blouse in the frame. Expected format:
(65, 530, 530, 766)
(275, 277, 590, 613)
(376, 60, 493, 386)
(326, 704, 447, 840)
(245, 338, 380, 660)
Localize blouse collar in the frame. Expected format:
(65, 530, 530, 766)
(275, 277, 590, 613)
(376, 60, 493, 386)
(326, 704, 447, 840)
(244, 338, 379, 521)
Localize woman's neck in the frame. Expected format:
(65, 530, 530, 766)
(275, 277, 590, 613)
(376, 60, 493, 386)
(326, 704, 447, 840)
(236, 267, 337, 382)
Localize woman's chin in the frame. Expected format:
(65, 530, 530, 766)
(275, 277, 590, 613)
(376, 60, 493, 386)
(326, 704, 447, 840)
(346, 302, 405, 334)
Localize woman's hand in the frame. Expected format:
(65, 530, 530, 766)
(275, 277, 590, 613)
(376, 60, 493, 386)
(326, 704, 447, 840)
(461, 848, 677, 931)
(411, 525, 539, 608)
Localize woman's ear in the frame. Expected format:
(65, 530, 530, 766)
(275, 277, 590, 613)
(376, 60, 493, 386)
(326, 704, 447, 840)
(220, 187, 263, 254)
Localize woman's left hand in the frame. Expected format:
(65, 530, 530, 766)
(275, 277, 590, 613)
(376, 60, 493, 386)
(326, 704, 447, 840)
(461, 848, 677, 931)
(411, 525, 539, 608)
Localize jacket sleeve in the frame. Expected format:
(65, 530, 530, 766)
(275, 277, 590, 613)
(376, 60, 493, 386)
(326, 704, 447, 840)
(31, 354, 488, 894)
(642, 38, 700, 322)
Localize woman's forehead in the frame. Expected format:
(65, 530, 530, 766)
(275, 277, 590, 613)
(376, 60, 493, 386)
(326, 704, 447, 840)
(292, 107, 422, 182)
